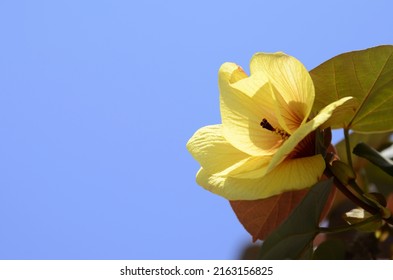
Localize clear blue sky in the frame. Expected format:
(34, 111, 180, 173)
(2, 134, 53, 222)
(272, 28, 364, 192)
(1, 0, 392, 259)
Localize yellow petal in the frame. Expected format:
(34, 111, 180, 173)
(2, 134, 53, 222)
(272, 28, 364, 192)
(250, 52, 315, 133)
(187, 124, 271, 178)
(217, 155, 271, 179)
(219, 63, 282, 156)
(318, 97, 359, 129)
(266, 96, 354, 174)
(196, 154, 325, 200)
(219, 62, 248, 83)
(186, 124, 249, 174)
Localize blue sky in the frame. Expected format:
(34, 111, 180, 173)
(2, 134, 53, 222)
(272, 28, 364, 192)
(1, 0, 392, 259)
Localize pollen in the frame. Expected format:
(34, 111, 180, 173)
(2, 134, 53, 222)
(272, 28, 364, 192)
(260, 118, 290, 140)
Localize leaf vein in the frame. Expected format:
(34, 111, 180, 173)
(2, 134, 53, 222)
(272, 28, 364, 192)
(349, 50, 393, 128)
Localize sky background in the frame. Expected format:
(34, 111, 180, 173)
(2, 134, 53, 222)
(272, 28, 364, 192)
(1, 0, 393, 259)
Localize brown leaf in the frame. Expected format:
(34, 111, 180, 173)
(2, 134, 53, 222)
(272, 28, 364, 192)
(230, 183, 337, 242)
(230, 189, 309, 242)
(387, 193, 393, 213)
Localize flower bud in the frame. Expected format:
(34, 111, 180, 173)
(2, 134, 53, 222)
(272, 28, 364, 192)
(329, 160, 356, 185)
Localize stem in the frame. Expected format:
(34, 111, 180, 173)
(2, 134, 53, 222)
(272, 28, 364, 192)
(324, 129, 393, 226)
(385, 216, 393, 225)
(325, 168, 393, 226)
(335, 178, 378, 215)
(341, 128, 377, 207)
(325, 168, 378, 215)
(318, 214, 381, 234)
(348, 180, 377, 207)
(344, 128, 353, 170)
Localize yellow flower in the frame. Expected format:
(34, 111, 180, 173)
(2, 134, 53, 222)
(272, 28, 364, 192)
(187, 52, 353, 200)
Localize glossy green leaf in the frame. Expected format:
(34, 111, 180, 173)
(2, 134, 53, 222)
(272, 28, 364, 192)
(259, 178, 333, 259)
(312, 239, 346, 260)
(353, 142, 393, 176)
(310, 45, 393, 132)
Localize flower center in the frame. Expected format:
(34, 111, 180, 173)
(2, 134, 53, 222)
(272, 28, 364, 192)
(260, 118, 290, 140)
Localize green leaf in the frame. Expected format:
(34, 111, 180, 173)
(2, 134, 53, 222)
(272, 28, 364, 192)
(353, 142, 393, 177)
(310, 45, 393, 132)
(335, 131, 393, 194)
(343, 208, 383, 232)
(312, 239, 346, 260)
(365, 162, 393, 196)
(335, 131, 391, 168)
(259, 178, 334, 259)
